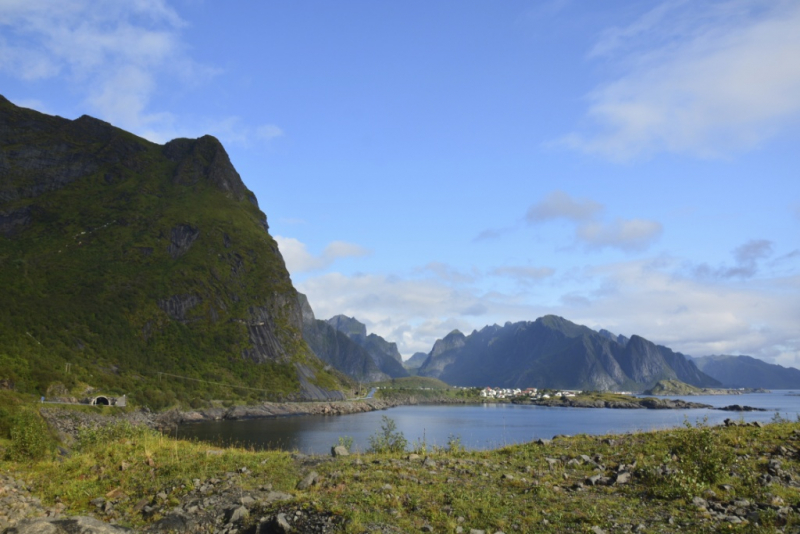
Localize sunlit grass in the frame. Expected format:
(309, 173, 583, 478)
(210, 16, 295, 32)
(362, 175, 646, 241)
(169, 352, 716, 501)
(2, 414, 799, 533)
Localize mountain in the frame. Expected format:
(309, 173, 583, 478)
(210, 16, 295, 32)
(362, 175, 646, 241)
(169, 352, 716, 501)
(297, 295, 389, 383)
(326, 315, 409, 378)
(598, 329, 630, 346)
(417, 315, 719, 391)
(403, 352, 429, 369)
(0, 96, 345, 407)
(693, 355, 800, 389)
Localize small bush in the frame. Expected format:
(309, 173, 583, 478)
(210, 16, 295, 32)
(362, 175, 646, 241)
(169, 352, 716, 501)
(642, 417, 730, 499)
(6, 410, 54, 461)
(77, 420, 148, 450)
(367, 416, 407, 454)
(446, 434, 465, 455)
(337, 435, 354, 451)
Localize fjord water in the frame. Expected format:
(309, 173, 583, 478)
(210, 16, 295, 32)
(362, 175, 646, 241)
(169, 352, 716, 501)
(178, 391, 800, 455)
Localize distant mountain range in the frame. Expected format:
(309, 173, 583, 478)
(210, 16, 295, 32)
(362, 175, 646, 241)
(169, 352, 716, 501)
(298, 299, 408, 382)
(692, 355, 800, 389)
(417, 315, 719, 392)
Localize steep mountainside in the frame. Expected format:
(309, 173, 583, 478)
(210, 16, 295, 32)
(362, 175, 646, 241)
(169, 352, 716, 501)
(0, 96, 344, 406)
(598, 329, 630, 346)
(404, 352, 429, 369)
(693, 355, 800, 389)
(298, 295, 389, 383)
(417, 315, 719, 391)
(326, 315, 408, 378)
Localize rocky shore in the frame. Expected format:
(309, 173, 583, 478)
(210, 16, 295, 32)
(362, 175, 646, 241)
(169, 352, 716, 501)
(40, 391, 745, 445)
(514, 396, 714, 410)
(39, 395, 469, 442)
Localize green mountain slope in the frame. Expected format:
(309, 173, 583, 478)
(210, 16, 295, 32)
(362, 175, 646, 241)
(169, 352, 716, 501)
(417, 315, 719, 391)
(0, 96, 344, 407)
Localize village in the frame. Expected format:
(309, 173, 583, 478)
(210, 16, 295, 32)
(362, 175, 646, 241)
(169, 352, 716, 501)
(479, 387, 579, 399)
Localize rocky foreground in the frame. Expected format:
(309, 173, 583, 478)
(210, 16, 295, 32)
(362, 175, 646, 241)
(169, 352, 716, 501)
(3, 423, 800, 533)
(3, 404, 800, 534)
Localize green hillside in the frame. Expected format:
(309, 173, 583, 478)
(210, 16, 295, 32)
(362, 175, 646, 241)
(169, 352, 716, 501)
(643, 379, 703, 396)
(373, 376, 453, 389)
(0, 96, 344, 408)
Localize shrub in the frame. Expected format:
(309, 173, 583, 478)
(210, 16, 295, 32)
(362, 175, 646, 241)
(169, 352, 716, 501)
(337, 435, 354, 451)
(446, 434, 465, 455)
(6, 410, 54, 461)
(367, 416, 407, 454)
(77, 420, 148, 450)
(642, 417, 730, 499)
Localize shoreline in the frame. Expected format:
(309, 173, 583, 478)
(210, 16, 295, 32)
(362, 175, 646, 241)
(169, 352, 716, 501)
(40, 392, 769, 441)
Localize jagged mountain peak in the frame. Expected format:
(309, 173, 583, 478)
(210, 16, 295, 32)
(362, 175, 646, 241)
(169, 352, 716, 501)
(320, 312, 407, 379)
(327, 315, 367, 340)
(418, 314, 718, 391)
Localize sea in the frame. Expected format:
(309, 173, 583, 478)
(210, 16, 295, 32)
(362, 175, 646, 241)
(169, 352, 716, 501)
(176, 390, 800, 455)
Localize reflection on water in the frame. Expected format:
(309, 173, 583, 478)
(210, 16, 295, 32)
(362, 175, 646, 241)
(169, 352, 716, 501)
(177, 390, 800, 455)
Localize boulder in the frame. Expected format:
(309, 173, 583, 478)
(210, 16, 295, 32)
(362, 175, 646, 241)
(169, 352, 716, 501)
(6, 516, 133, 534)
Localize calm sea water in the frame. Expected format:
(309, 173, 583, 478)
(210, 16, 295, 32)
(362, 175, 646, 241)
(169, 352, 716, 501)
(177, 390, 800, 454)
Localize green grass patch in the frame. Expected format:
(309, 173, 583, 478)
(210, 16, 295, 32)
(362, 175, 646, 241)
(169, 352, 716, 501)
(4, 415, 798, 532)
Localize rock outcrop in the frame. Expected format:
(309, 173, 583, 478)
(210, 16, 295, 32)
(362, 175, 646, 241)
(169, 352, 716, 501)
(323, 313, 409, 379)
(299, 295, 391, 382)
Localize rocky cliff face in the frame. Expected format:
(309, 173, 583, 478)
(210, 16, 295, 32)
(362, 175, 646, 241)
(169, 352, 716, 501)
(326, 315, 409, 378)
(403, 352, 429, 369)
(417, 315, 719, 391)
(0, 96, 344, 403)
(298, 295, 389, 382)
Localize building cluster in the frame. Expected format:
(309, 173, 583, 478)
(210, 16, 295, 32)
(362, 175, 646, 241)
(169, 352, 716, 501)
(479, 387, 578, 399)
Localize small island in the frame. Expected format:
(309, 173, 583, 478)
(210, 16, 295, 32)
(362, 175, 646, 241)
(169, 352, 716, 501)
(643, 379, 769, 396)
(512, 391, 713, 409)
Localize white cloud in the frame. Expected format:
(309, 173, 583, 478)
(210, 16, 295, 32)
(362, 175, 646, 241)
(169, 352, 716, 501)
(275, 236, 370, 274)
(420, 262, 476, 284)
(0, 0, 217, 142)
(297, 272, 505, 355)
(693, 238, 773, 279)
(295, 255, 800, 366)
(569, 259, 800, 367)
(256, 124, 284, 143)
(491, 266, 555, 282)
(577, 218, 663, 252)
(472, 226, 514, 242)
(527, 190, 602, 222)
(563, 0, 800, 160)
(526, 191, 663, 252)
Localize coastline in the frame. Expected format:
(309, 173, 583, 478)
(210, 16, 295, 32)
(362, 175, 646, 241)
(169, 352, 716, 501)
(512, 396, 713, 409)
(40, 395, 476, 438)
(40, 390, 766, 443)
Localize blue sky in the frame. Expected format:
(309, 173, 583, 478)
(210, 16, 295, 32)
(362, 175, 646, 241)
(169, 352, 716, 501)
(2, 0, 799, 366)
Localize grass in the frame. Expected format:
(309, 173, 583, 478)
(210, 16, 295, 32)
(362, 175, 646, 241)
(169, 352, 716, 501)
(372, 377, 481, 403)
(372, 376, 454, 390)
(2, 405, 798, 533)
